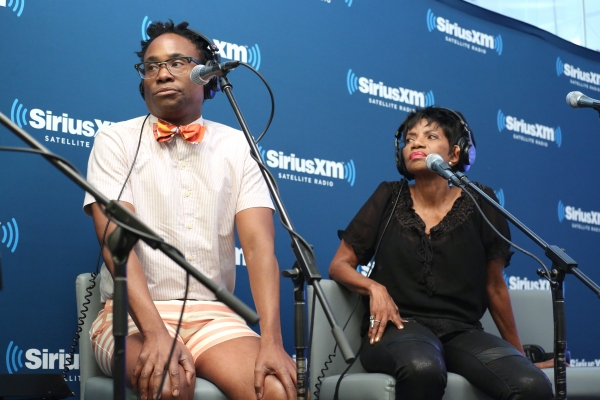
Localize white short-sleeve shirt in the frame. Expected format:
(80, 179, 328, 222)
(83, 114, 274, 302)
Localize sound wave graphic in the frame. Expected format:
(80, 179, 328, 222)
(344, 0, 353, 7)
(556, 57, 564, 76)
(10, 99, 28, 128)
(497, 109, 506, 132)
(346, 69, 358, 95)
(494, 35, 503, 55)
(426, 9, 437, 32)
(494, 188, 505, 208)
(344, 159, 356, 186)
(558, 200, 566, 223)
(424, 91, 435, 107)
(141, 16, 151, 41)
(1, 218, 19, 253)
(4, 0, 25, 17)
(246, 44, 261, 70)
(5, 341, 24, 374)
(555, 126, 562, 148)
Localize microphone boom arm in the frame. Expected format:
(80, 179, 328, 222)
(454, 172, 600, 400)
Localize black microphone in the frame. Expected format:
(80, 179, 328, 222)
(566, 91, 600, 110)
(190, 61, 240, 86)
(426, 153, 463, 186)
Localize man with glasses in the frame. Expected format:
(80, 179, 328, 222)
(83, 20, 296, 400)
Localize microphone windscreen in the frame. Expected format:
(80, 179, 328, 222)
(566, 91, 583, 108)
(426, 153, 443, 171)
(190, 65, 209, 86)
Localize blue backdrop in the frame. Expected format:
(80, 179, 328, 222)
(1, 0, 600, 397)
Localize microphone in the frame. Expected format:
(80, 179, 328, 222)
(566, 91, 600, 110)
(190, 61, 240, 86)
(426, 153, 463, 186)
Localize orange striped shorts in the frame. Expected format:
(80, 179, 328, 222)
(89, 299, 259, 376)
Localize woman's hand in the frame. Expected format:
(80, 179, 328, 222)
(367, 282, 407, 344)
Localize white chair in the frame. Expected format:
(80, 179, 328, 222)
(308, 279, 600, 400)
(76, 273, 228, 400)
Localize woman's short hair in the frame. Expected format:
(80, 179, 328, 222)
(397, 106, 470, 151)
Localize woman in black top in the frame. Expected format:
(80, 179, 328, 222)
(329, 107, 552, 400)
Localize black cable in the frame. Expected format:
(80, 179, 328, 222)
(63, 114, 149, 380)
(314, 180, 404, 400)
(333, 336, 368, 400)
(461, 186, 552, 281)
(157, 273, 190, 396)
(236, 63, 275, 143)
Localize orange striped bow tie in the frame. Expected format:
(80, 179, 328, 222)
(153, 119, 205, 144)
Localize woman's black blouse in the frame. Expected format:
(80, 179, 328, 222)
(341, 180, 513, 337)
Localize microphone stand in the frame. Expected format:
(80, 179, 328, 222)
(218, 74, 355, 400)
(453, 171, 600, 400)
(0, 111, 259, 400)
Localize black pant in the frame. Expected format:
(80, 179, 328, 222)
(360, 320, 553, 400)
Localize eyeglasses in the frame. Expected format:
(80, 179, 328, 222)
(134, 56, 200, 79)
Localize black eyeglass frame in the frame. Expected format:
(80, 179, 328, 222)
(134, 56, 200, 79)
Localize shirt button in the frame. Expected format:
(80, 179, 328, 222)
(187, 254, 195, 261)
(186, 223, 193, 229)
(184, 191, 191, 197)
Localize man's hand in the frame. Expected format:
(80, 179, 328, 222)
(131, 331, 196, 400)
(253, 341, 297, 400)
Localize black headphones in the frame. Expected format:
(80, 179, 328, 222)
(138, 27, 221, 101)
(394, 107, 476, 180)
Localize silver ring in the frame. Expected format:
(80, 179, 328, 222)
(369, 319, 381, 329)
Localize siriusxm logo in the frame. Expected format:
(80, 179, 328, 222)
(140, 17, 261, 70)
(260, 147, 356, 186)
(506, 275, 550, 290)
(494, 189, 505, 208)
(497, 109, 562, 147)
(5, 341, 78, 374)
(427, 9, 502, 55)
(1, 0, 25, 17)
(556, 57, 600, 85)
(344, 0, 353, 6)
(346, 69, 435, 107)
(1, 218, 19, 253)
(10, 99, 112, 137)
(213, 39, 261, 70)
(558, 201, 600, 226)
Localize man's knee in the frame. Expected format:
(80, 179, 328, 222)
(153, 365, 196, 400)
(262, 374, 290, 400)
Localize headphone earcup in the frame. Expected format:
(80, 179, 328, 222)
(456, 134, 476, 172)
(395, 123, 414, 180)
(203, 77, 219, 100)
(395, 145, 414, 180)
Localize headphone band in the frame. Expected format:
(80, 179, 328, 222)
(394, 107, 476, 178)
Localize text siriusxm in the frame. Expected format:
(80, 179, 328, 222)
(25, 349, 79, 371)
(29, 109, 111, 137)
(265, 150, 346, 179)
(358, 78, 427, 106)
(564, 206, 600, 225)
(504, 115, 555, 142)
(563, 63, 600, 85)
(436, 17, 495, 49)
